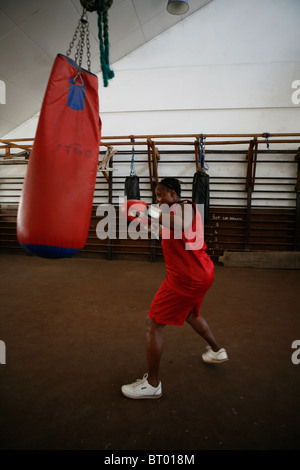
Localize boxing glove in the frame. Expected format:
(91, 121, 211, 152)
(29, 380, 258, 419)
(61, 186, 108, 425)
(121, 199, 148, 223)
(121, 200, 162, 225)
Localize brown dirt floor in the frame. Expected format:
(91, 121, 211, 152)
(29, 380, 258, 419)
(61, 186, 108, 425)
(0, 252, 299, 451)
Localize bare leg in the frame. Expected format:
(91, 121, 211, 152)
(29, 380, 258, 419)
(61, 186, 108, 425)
(146, 318, 165, 387)
(186, 313, 221, 351)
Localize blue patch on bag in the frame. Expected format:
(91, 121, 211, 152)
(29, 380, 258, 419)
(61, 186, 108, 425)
(67, 78, 86, 110)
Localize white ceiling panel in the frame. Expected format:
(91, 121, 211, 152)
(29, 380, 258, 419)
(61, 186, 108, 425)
(0, 0, 49, 25)
(0, 10, 15, 37)
(0, 80, 41, 124)
(109, 0, 142, 45)
(141, 8, 181, 42)
(0, 27, 44, 80)
(18, 0, 82, 57)
(132, 0, 166, 25)
(12, 55, 53, 101)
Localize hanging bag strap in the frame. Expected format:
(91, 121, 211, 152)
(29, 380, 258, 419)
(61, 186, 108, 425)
(197, 135, 209, 173)
(130, 136, 136, 176)
(263, 132, 270, 149)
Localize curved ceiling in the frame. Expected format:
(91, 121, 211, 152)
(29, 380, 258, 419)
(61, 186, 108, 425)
(0, 0, 214, 137)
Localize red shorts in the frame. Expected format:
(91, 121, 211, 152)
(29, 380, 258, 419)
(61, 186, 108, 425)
(148, 279, 210, 326)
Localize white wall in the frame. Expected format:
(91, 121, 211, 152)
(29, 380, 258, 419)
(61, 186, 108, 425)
(98, 0, 300, 136)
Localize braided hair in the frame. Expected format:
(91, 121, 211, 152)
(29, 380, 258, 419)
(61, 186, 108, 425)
(159, 178, 181, 198)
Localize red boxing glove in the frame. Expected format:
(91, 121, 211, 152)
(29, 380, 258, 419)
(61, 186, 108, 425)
(121, 199, 148, 223)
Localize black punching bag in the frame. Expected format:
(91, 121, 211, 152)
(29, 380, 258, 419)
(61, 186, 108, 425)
(192, 137, 209, 223)
(124, 138, 140, 199)
(125, 175, 140, 200)
(192, 170, 210, 224)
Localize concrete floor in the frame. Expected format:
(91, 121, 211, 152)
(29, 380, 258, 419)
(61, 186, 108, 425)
(0, 253, 299, 450)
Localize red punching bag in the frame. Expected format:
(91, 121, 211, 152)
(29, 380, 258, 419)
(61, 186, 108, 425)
(17, 54, 101, 258)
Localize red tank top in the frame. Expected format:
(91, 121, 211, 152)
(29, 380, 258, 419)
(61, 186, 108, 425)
(161, 200, 214, 295)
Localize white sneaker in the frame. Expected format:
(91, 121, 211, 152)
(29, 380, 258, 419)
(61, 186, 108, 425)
(202, 346, 228, 363)
(121, 374, 162, 399)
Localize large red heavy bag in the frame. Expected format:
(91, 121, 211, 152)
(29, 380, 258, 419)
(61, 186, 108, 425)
(17, 54, 101, 258)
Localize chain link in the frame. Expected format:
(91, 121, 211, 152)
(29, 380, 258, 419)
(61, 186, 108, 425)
(66, 9, 91, 72)
(86, 24, 91, 71)
(66, 22, 80, 58)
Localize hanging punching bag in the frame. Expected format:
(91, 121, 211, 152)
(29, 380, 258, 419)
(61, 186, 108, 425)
(192, 171, 210, 224)
(124, 138, 140, 200)
(17, 53, 101, 258)
(125, 176, 140, 200)
(192, 138, 210, 224)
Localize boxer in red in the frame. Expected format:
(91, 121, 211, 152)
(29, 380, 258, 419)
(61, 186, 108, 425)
(121, 178, 228, 400)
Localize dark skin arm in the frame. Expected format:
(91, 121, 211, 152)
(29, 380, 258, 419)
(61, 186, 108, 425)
(158, 201, 195, 232)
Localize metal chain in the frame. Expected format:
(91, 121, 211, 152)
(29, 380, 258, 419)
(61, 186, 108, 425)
(74, 20, 84, 67)
(66, 9, 91, 72)
(66, 22, 80, 58)
(86, 22, 91, 71)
